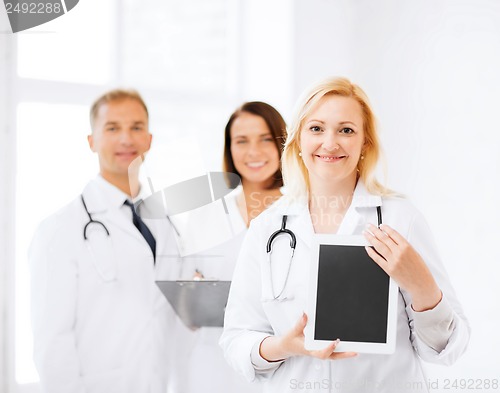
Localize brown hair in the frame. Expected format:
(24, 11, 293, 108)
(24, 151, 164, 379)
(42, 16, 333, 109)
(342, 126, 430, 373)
(223, 101, 287, 189)
(89, 89, 149, 130)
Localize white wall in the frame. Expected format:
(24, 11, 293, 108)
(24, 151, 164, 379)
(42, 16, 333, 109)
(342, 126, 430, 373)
(238, 0, 294, 117)
(0, 7, 15, 393)
(292, 0, 500, 385)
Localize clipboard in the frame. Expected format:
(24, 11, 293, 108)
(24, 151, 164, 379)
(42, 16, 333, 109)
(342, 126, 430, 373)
(156, 280, 231, 328)
(304, 235, 399, 354)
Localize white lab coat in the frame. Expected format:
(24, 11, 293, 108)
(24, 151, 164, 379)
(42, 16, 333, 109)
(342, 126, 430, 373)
(29, 176, 181, 393)
(220, 182, 470, 393)
(169, 189, 263, 393)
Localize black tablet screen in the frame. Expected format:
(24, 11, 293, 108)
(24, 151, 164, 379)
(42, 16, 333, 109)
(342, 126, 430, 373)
(314, 245, 389, 343)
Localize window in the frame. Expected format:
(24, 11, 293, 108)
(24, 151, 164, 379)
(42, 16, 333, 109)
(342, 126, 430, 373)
(121, 0, 233, 93)
(16, 0, 115, 84)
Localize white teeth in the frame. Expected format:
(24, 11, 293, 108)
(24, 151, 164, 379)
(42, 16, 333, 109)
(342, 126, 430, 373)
(247, 162, 266, 168)
(319, 155, 342, 161)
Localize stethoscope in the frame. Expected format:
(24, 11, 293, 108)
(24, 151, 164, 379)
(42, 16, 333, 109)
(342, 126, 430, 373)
(266, 206, 383, 300)
(80, 195, 117, 281)
(81, 195, 110, 240)
(80, 194, 179, 279)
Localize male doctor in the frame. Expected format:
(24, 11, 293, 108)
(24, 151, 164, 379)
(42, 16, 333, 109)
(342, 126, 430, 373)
(29, 89, 179, 393)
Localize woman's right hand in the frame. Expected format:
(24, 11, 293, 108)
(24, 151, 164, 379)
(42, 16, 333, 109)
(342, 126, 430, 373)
(259, 313, 358, 362)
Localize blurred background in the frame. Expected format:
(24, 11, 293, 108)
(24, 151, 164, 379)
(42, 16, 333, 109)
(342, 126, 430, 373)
(1, 0, 499, 392)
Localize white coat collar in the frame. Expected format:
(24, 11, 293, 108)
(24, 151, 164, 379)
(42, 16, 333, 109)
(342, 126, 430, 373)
(271, 181, 383, 245)
(82, 175, 144, 213)
(350, 181, 382, 208)
(81, 176, 142, 240)
(274, 181, 382, 214)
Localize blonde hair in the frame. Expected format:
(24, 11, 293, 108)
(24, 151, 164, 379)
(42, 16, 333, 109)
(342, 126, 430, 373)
(89, 89, 148, 130)
(282, 76, 393, 198)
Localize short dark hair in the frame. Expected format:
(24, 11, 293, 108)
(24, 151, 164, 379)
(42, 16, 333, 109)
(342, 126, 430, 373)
(89, 89, 148, 130)
(223, 101, 287, 189)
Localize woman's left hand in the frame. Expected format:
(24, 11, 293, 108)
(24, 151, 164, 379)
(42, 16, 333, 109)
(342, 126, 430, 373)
(363, 224, 442, 312)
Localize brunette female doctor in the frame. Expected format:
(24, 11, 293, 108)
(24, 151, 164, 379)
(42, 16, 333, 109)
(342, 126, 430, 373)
(173, 101, 287, 393)
(220, 77, 470, 393)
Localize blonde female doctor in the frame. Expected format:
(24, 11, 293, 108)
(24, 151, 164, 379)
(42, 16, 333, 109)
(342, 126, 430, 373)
(29, 90, 180, 393)
(220, 77, 470, 392)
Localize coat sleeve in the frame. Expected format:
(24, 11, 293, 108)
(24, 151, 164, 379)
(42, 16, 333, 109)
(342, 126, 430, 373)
(219, 218, 283, 382)
(29, 216, 86, 393)
(403, 210, 470, 365)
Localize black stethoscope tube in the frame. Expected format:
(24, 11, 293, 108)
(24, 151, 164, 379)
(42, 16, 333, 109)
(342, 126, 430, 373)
(81, 195, 110, 240)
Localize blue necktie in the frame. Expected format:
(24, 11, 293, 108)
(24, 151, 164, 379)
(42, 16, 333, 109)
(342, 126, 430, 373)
(124, 200, 156, 263)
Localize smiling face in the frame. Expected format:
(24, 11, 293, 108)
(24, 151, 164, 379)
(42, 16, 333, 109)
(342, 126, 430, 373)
(87, 98, 152, 185)
(300, 95, 365, 189)
(229, 112, 280, 188)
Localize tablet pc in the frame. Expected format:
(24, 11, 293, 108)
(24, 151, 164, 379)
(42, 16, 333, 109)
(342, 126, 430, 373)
(304, 235, 398, 354)
(156, 280, 231, 328)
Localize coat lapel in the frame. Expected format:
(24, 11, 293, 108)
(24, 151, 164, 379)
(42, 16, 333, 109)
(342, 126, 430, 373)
(338, 182, 383, 235)
(337, 205, 365, 235)
(274, 198, 314, 248)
